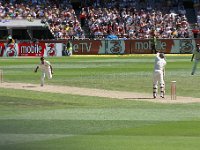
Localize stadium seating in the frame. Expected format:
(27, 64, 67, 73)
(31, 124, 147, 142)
(0, 0, 198, 39)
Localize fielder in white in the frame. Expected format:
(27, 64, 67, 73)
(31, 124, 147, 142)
(191, 44, 200, 75)
(35, 57, 53, 86)
(153, 52, 167, 98)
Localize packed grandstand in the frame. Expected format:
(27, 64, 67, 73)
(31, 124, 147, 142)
(0, 0, 200, 40)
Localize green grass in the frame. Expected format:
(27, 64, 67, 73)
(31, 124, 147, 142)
(1, 55, 200, 150)
(0, 55, 199, 97)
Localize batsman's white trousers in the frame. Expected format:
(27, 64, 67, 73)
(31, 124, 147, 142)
(41, 70, 52, 85)
(153, 70, 165, 94)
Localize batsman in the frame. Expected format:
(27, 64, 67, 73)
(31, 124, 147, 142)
(153, 52, 167, 99)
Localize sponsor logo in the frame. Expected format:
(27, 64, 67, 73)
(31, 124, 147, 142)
(47, 43, 56, 56)
(135, 41, 166, 52)
(179, 39, 193, 53)
(6, 44, 17, 57)
(109, 40, 122, 54)
(18, 43, 45, 56)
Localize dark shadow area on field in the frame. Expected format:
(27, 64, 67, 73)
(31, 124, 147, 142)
(124, 98, 154, 100)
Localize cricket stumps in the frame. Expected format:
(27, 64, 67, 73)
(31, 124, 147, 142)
(171, 81, 176, 100)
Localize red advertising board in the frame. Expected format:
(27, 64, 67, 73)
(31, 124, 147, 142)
(72, 40, 102, 54)
(0, 39, 198, 57)
(130, 39, 152, 54)
(130, 39, 180, 54)
(46, 43, 57, 56)
(158, 39, 174, 53)
(0, 43, 5, 57)
(18, 42, 46, 56)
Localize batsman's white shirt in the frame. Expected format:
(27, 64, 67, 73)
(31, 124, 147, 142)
(154, 53, 166, 71)
(153, 53, 166, 85)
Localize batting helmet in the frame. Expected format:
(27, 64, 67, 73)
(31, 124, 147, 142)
(159, 53, 165, 59)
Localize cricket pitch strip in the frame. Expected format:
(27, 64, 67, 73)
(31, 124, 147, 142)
(0, 82, 200, 104)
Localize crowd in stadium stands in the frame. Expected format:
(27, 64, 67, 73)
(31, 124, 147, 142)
(0, 0, 195, 39)
(193, 0, 200, 38)
(0, 0, 85, 39)
(82, 0, 191, 39)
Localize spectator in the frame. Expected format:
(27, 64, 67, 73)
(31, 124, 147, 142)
(106, 30, 118, 40)
(79, 8, 87, 27)
(6, 34, 15, 47)
(192, 23, 199, 38)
